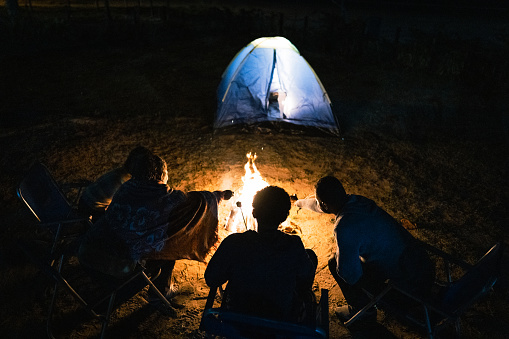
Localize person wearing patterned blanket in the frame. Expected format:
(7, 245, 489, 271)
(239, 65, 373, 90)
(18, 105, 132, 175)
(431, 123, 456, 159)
(78, 151, 232, 315)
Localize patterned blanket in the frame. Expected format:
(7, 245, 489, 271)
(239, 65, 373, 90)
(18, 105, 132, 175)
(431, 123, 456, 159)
(147, 191, 221, 262)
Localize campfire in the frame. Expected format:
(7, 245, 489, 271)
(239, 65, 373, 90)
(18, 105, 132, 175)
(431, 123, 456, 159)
(225, 152, 268, 233)
(224, 152, 301, 235)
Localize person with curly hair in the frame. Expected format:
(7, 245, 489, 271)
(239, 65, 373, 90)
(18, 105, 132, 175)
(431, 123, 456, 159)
(79, 151, 232, 316)
(78, 145, 152, 222)
(205, 186, 317, 323)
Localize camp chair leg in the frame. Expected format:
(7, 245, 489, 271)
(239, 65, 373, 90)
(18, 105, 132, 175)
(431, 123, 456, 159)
(47, 256, 65, 339)
(421, 305, 434, 339)
(342, 242, 503, 338)
(47, 282, 59, 339)
(143, 272, 174, 309)
(90, 270, 170, 339)
(205, 286, 218, 310)
(319, 289, 329, 338)
(50, 223, 63, 257)
(344, 284, 392, 327)
(99, 290, 118, 339)
(453, 318, 462, 338)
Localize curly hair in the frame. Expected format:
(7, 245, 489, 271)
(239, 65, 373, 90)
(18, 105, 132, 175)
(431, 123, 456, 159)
(124, 146, 152, 174)
(252, 186, 291, 228)
(131, 153, 167, 182)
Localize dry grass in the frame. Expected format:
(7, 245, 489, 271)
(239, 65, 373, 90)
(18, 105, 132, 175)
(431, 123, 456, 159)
(1, 2, 508, 338)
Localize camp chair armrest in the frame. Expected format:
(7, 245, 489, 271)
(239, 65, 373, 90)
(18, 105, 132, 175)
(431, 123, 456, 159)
(387, 281, 456, 319)
(60, 180, 92, 206)
(417, 240, 473, 270)
(60, 180, 92, 189)
(39, 217, 91, 228)
(347, 282, 454, 328)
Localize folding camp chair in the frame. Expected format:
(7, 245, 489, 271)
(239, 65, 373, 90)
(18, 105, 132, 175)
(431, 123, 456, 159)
(17, 162, 92, 256)
(200, 286, 329, 338)
(17, 238, 175, 339)
(343, 242, 505, 339)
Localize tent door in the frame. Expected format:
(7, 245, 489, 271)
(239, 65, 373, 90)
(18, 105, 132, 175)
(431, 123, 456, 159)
(266, 51, 286, 119)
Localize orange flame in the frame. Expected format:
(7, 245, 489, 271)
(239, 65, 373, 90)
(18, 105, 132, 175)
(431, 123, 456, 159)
(225, 152, 269, 233)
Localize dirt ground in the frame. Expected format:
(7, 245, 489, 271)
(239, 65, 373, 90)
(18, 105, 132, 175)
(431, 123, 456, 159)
(1, 1, 509, 338)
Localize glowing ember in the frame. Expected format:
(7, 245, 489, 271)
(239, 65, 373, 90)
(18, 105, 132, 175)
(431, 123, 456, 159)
(225, 152, 269, 233)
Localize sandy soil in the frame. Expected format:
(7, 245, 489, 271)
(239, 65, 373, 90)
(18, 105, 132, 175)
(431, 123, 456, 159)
(1, 1, 508, 338)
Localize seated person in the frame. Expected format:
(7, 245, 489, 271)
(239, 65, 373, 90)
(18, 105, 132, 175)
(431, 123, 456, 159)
(205, 186, 317, 322)
(79, 152, 232, 315)
(295, 175, 435, 323)
(78, 145, 152, 222)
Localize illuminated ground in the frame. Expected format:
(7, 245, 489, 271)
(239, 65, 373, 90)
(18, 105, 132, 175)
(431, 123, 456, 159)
(1, 2, 508, 338)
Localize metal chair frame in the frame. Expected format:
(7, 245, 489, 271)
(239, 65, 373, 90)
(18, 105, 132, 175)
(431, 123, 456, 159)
(17, 162, 175, 338)
(18, 238, 171, 339)
(344, 242, 504, 339)
(17, 162, 91, 256)
(200, 286, 329, 338)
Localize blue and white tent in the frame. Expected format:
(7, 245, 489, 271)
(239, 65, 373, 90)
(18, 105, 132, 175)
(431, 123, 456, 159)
(215, 37, 340, 135)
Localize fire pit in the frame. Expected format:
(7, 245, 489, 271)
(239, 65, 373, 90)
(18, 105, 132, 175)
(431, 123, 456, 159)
(225, 152, 268, 233)
(224, 152, 301, 235)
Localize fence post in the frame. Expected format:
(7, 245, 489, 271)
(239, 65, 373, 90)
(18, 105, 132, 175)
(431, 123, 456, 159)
(104, 0, 112, 22)
(66, 0, 71, 21)
(279, 12, 284, 35)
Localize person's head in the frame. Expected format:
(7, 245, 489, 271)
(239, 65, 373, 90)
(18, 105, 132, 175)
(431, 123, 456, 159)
(252, 186, 291, 232)
(315, 176, 347, 214)
(124, 146, 152, 174)
(132, 153, 168, 184)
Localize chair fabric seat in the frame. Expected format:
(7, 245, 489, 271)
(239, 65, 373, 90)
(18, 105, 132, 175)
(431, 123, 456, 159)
(17, 162, 92, 255)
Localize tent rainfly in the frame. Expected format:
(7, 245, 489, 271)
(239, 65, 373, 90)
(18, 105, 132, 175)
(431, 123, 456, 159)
(215, 36, 340, 135)
(214, 37, 339, 135)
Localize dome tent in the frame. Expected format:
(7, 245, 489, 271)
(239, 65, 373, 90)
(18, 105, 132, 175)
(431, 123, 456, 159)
(215, 37, 340, 135)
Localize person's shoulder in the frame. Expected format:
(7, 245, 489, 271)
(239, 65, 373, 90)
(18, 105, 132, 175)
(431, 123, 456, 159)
(272, 231, 305, 247)
(277, 230, 301, 239)
(233, 230, 260, 239)
(343, 194, 378, 212)
(228, 230, 257, 239)
(168, 188, 185, 195)
(101, 167, 128, 179)
(284, 234, 306, 251)
(120, 178, 137, 189)
(220, 230, 256, 247)
(346, 194, 368, 204)
(111, 166, 128, 174)
(167, 188, 187, 202)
